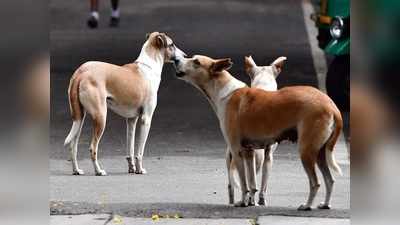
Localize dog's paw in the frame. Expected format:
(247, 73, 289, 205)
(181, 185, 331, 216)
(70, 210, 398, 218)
(95, 170, 107, 176)
(297, 204, 312, 211)
(248, 196, 257, 206)
(135, 168, 147, 174)
(128, 166, 136, 174)
(72, 169, 84, 175)
(234, 200, 248, 207)
(258, 197, 267, 206)
(317, 202, 331, 210)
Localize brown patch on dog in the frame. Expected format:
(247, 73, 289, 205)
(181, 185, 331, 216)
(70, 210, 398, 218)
(105, 64, 150, 107)
(68, 72, 84, 121)
(225, 86, 340, 148)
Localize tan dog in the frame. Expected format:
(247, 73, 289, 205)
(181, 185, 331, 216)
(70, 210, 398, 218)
(227, 55, 287, 206)
(174, 55, 342, 210)
(64, 32, 186, 176)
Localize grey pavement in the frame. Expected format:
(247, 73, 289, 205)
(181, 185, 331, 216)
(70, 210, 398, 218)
(51, 214, 349, 225)
(50, 0, 350, 223)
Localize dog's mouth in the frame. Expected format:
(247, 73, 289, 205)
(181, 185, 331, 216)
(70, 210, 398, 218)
(175, 71, 186, 77)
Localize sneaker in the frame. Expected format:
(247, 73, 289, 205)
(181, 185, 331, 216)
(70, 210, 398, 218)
(87, 16, 98, 29)
(109, 16, 120, 27)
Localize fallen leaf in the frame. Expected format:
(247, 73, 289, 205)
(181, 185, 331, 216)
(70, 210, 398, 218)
(151, 214, 160, 221)
(112, 215, 123, 224)
(249, 218, 257, 225)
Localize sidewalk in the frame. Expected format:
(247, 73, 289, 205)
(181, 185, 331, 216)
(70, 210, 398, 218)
(51, 214, 350, 225)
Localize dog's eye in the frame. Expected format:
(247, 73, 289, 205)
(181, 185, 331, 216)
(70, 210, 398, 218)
(193, 59, 200, 65)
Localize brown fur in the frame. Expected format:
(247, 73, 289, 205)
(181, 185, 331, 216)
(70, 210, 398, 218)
(68, 73, 83, 121)
(175, 55, 342, 208)
(225, 86, 339, 145)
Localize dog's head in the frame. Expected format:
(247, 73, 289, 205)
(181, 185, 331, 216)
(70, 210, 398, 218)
(145, 32, 186, 63)
(244, 55, 287, 91)
(174, 55, 233, 88)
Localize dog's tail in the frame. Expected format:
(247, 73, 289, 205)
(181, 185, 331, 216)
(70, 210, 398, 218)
(324, 108, 343, 176)
(64, 71, 84, 147)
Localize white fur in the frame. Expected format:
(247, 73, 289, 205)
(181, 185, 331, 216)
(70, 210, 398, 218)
(64, 120, 81, 146)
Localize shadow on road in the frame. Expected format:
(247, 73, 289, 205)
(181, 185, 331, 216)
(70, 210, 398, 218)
(50, 201, 349, 219)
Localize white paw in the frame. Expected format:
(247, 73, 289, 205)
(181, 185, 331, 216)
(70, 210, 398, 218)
(96, 169, 107, 176)
(234, 200, 248, 207)
(297, 204, 312, 211)
(317, 202, 331, 209)
(234, 193, 250, 207)
(72, 169, 84, 175)
(135, 168, 147, 174)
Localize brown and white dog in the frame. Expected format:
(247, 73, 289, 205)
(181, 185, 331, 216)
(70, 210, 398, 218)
(227, 55, 288, 206)
(64, 32, 186, 176)
(174, 55, 343, 210)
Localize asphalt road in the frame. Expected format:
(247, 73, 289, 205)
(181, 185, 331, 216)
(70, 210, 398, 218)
(50, 0, 349, 221)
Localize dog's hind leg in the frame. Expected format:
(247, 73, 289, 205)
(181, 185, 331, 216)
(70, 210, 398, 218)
(89, 105, 107, 176)
(126, 117, 138, 173)
(317, 145, 335, 209)
(298, 148, 320, 211)
(68, 112, 86, 175)
(259, 143, 276, 206)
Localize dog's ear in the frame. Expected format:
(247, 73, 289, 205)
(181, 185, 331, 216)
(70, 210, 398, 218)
(211, 58, 233, 73)
(271, 56, 287, 77)
(155, 34, 167, 49)
(244, 55, 257, 78)
(145, 33, 151, 40)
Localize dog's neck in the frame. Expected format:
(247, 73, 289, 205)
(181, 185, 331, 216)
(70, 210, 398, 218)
(199, 71, 246, 118)
(135, 41, 164, 77)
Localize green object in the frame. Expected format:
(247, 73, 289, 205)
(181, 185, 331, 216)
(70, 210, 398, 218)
(327, 0, 349, 18)
(315, 0, 350, 55)
(325, 38, 349, 55)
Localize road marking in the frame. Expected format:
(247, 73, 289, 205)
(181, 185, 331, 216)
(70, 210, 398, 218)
(301, 0, 349, 164)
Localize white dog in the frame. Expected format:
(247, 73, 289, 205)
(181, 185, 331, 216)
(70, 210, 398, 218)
(227, 55, 287, 206)
(64, 32, 186, 176)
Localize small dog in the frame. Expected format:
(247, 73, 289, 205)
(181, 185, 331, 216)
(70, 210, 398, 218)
(227, 55, 287, 206)
(64, 32, 186, 176)
(174, 55, 342, 210)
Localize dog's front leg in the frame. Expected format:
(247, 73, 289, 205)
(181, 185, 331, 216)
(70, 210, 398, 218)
(126, 117, 138, 173)
(225, 148, 234, 204)
(259, 143, 277, 206)
(243, 150, 258, 206)
(134, 113, 152, 174)
(232, 150, 250, 207)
